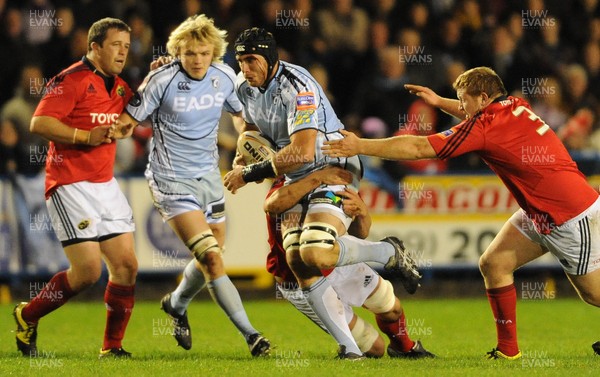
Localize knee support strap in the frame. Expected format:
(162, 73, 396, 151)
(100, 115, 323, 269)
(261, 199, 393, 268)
(363, 278, 396, 314)
(299, 222, 337, 251)
(186, 231, 221, 261)
(351, 316, 380, 353)
(283, 227, 302, 252)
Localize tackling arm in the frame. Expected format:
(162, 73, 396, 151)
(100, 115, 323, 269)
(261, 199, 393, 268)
(323, 129, 437, 160)
(263, 166, 352, 215)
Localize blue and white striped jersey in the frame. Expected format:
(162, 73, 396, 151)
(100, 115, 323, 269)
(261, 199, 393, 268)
(126, 60, 242, 178)
(235, 61, 361, 183)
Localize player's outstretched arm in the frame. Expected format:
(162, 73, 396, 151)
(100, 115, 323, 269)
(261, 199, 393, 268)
(404, 84, 465, 120)
(323, 129, 437, 160)
(31, 116, 112, 146)
(264, 166, 352, 215)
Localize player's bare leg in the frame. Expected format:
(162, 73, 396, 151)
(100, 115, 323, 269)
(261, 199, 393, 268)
(479, 222, 546, 360)
(99, 233, 137, 358)
(164, 210, 269, 355)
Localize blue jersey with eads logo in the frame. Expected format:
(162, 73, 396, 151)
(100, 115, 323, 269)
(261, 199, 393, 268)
(235, 61, 361, 184)
(126, 60, 242, 179)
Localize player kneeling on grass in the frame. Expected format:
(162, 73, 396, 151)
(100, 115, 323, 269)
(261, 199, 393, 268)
(264, 168, 434, 358)
(324, 66, 600, 359)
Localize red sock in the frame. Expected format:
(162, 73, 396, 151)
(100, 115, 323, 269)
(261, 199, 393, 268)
(376, 311, 415, 352)
(22, 271, 77, 323)
(103, 282, 135, 350)
(486, 284, 519, 356)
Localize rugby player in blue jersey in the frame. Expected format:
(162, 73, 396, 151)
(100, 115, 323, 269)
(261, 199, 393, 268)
(223, 28, 421, 359)
(110, 15, 270, 357)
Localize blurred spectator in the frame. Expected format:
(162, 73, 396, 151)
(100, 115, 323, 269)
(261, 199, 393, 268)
(396, 28, 437, 89)
(362, 18, 390, 76)
(358, 117, 401, 207)
(121, 10, 153, 89)
(315, 0, 369, 115)
(394, 99, 447, 175)
(433, 16, 470, 77)
(210, 0, 251, 67)
(0, 64, 47, 175)
(361, 0, 403, 37)
(347, 45, 413, 134)
(528, 17, 576, 78)
(582, 40, 600, 102)
(68, 27, 88, 61)
(562, 63, 598, 114)
(0, 7, 34, 106)
(529, 76, 569, 131)
(23, 0, 55, 45)
(41, 6, 75, 77)
(308, 63, 335, 106)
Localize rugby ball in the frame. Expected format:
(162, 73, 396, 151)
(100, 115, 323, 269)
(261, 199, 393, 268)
(237, 131, 277, 164)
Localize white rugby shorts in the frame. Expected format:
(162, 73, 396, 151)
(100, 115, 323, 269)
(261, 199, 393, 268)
(145, 169, 225, 223)
(284, 184, 354, 231)
(46, 178, 135, 245)
(277, 263, 380, 324)
(510, 196, 600, 275)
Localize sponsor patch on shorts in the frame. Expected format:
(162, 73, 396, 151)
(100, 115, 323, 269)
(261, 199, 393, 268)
(308, 190, 343, 208)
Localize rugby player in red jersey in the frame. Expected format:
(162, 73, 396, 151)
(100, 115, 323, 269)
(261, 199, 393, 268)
(13, 18, 137, 359)
(324, 66, 600, 359)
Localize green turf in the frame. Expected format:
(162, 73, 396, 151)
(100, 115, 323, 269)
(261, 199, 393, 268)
(0, 298, 598, 376)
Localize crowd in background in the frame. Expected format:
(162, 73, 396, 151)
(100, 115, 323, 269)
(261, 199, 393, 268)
(2, 0, 600, 190)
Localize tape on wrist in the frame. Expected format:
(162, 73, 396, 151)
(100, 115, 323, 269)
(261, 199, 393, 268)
(72, 128, 78, 144)
(242, 159, 277, 182)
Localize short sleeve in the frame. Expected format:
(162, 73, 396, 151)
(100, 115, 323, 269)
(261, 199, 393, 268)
(125, 71, 164, 122)
(286, 80, 320, 136)
(33, 74, 80, 119)
(427, 117, 485, 159)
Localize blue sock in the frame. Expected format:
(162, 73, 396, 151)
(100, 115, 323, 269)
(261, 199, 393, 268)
(208, 275, 258, 339)
(336, 235, 394, 266)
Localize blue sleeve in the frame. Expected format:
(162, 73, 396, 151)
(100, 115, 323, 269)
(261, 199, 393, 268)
(126, 68, 169, 122)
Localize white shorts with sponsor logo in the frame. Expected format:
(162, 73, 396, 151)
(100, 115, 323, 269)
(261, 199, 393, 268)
(145, 169, 225, 223)
(284, 184, 354, 231)
(46, 178, 135, 245)
(509, 196, 600, 275)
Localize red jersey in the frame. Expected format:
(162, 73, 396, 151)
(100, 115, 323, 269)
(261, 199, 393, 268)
(33, 58, 132, 198)
(427, 96, 598, 233)
(265, 178, 297, 283)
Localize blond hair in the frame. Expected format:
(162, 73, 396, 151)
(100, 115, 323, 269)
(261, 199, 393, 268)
(166, 14, 227, 62)
(453, 66, 507, 97)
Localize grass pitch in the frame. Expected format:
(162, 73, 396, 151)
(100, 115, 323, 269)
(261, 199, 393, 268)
(0, 298, 598, 376)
